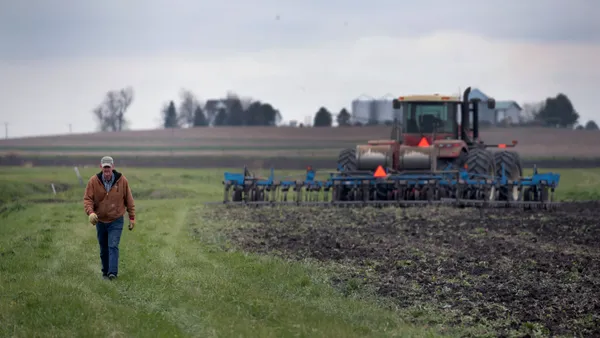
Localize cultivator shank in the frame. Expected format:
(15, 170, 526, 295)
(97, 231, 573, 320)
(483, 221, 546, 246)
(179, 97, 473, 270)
(215, 164, 561, 210)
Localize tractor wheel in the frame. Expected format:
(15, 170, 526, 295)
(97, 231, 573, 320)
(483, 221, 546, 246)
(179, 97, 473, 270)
(465, 148, 497, 200)
(337, 148, 357, 172)
(482, 149, 496, 171)
(494, 150, 523, 201)
(437, 149, 468, 171)
(508, 151, 523, 176)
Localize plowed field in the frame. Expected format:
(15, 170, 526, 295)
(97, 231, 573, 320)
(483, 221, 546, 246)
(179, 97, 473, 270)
(207, 202, 600, 337)
(3, 126, 600, 158)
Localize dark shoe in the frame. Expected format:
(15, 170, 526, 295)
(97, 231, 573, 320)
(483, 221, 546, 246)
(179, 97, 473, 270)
(107, 273, 117, 280)
(102, 274, 109, 280)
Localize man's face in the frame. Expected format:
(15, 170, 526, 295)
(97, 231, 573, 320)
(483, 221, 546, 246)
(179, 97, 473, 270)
(102, 165, 113, 177)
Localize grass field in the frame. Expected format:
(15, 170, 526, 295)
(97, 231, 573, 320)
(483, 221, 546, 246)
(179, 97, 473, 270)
(1, 166, 599, 337)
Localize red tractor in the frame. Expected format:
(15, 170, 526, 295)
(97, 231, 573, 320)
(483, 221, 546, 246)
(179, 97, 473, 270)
(337, 87, 523, 201)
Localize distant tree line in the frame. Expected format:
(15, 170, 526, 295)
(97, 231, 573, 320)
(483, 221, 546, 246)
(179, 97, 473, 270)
(160, 90, 283, 129)
(91, 87, 597, 131)
(520, 93, 597, 130)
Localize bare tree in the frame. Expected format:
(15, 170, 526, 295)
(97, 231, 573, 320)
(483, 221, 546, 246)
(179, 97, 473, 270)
(93, 86, 134, 132)
(520, 101, 544, 124)
(93, 106, 114, 132)
(178, 89, 201, 128)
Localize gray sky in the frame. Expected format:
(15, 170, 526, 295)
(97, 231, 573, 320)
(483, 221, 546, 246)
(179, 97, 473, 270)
(1, 0, 599, 137)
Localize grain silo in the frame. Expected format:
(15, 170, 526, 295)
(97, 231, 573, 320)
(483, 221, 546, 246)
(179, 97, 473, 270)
(351, 96, 373, 125)
(374, 94, 398, 124)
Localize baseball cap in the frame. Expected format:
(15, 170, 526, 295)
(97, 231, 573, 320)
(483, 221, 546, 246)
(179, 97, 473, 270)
(101, 156, 114, 168)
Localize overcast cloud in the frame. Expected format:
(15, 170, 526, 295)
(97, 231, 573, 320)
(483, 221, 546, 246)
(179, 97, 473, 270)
(0, 0, 599, 137)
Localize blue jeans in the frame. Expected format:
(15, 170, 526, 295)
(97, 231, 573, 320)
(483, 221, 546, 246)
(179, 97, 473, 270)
(96, 216, 124, 276)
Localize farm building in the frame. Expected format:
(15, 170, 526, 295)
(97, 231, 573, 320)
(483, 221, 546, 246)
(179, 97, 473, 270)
(494, 101, 522, 125)
(467, 88, 522, 125)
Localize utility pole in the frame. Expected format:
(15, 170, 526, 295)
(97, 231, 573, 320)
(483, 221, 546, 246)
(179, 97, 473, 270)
(69, 124, 72, 133)
(4, 122, 7, 139)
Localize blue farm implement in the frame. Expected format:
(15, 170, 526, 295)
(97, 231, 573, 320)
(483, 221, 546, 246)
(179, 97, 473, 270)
(216, 163, 561, 209)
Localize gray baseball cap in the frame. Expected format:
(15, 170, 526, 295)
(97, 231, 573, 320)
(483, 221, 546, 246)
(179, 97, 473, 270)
(100, 156, 114, 168)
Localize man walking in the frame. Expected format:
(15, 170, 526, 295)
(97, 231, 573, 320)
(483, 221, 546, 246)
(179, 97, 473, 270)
(83, 156, 136, 280)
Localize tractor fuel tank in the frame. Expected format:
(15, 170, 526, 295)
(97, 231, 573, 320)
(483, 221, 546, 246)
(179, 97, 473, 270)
(398, 145, 437, 171)
(356, 143, 439, 171)
(356, 144, 393, 171)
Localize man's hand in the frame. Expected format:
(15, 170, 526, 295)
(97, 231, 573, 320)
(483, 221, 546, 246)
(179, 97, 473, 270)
(89, 213, 98, 226)
(128, 219, 135, 231)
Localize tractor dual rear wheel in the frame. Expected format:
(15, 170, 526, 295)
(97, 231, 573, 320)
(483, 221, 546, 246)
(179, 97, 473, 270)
(464, 148, 497, 200)
(337, 148, 357, 172)
(494, 150, 523, 201)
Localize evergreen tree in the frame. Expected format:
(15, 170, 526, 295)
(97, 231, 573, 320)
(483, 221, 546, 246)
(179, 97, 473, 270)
(313, 107, 333, 127)
(162, 100, 179, 128)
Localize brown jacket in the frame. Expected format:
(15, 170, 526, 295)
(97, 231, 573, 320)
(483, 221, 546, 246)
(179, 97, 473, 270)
(83, 170, 136, 223)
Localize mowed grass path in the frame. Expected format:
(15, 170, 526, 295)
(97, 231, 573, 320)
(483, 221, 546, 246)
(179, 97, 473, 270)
(0, 167, 439, 338)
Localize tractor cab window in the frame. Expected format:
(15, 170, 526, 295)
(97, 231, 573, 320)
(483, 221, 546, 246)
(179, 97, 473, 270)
(400, 102, 457, 134)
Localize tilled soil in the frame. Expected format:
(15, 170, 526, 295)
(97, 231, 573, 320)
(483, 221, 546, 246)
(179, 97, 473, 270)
(208, 202, 600, 337)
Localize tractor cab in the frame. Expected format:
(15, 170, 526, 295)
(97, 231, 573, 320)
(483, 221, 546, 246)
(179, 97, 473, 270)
(392, 89, 496, 147)
(393, 95, 462, 146)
